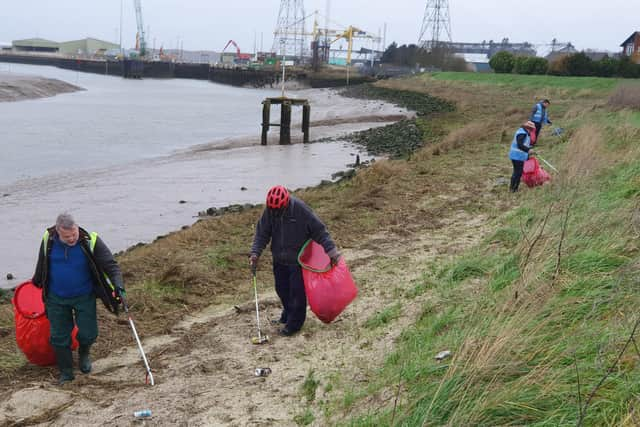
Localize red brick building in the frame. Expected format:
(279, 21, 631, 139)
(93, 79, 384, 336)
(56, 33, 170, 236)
(620, 31, 640, 63)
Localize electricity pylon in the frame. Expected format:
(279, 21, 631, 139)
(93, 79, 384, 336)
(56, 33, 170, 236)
(272, 0, 306, 61)
(418, 0, 452, 50)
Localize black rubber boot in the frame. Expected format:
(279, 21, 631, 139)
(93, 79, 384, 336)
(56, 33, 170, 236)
(54, 347, 74, 385)
(79, 345, 92, 374)
(270, 310, 288, 326)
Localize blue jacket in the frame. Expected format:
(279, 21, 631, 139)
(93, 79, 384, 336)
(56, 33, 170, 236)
(530, 102, 551, 125)
(251, 196, 338, 266)
(509, 127, 531, 162)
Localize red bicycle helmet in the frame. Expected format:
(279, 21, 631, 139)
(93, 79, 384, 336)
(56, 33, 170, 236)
(266, 185, 289, 209)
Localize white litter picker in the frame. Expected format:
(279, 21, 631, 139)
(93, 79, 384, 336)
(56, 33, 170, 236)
(120, 293, 155, 385)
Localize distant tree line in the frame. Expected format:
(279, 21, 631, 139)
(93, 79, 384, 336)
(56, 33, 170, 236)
(489, 51, 640, 78)
(381, 42, 467, 72)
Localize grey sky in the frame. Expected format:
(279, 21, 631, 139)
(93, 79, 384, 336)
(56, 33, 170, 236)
(0, 1, 636, 55)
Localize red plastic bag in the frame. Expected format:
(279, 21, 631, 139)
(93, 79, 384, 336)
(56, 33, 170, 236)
(12, 281, 79, 366)
(298, 240, 358, 324)
(528, 128, 537, 146)
(522, 157, 551, 188)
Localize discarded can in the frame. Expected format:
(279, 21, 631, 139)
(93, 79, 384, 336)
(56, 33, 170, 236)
(254, 368, 272, 377)
(435, 350, 452, 361)
(134, 409, 152, 418)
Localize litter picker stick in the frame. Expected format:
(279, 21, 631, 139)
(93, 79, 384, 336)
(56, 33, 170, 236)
(251, 274, 269, 344)
(121, 295, 155, 386)
(537, 155, 559, 173)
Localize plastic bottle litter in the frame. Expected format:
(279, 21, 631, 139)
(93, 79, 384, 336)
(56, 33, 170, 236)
(134, 409, 152, 418)
(254, 368, 272, 377)
(435, 350, 452, 361)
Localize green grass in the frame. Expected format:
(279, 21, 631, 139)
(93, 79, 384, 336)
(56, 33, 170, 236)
(429, 71, 621, 92)
(302, 369, 320, 403)
(332, 81, 640, 426)
(294, 408, 315, 426)
(364, 303, 402, 329)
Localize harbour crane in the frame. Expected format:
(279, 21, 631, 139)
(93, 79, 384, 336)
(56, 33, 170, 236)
(222, 40, 252, 63)
(134, 0, 147, 57)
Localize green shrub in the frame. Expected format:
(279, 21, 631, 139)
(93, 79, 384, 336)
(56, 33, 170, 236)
(514, 56, 549, 75)
(565, 52, 594, 76)
(489, 51, 515, 73)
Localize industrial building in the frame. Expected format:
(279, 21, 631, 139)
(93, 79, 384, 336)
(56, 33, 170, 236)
(10, 37, 118, 57)
(59, 38, 119, 56)
(12, 38, 60, 53)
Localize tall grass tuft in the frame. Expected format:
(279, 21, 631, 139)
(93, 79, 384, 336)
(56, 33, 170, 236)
(608, 83, 640, 111)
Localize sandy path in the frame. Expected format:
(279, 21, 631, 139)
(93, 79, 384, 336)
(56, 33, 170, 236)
(0, 184, 491, 426)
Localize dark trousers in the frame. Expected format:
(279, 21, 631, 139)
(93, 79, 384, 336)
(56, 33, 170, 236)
(534, 122, 542, 139)
(46, 292, 98, 349)
(510, 160, 525, 192)
(273, 263, 306, 331)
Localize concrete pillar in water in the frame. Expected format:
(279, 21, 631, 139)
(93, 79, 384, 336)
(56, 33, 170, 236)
(302, 103, 311, 144)
(280, 101, 292, 145)
(261, 100, 271, 145)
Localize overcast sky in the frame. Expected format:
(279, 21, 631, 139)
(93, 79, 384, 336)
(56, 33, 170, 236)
(0, 1, 636, 54)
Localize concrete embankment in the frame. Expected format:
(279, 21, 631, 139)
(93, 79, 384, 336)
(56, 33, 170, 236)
(0, 72, 82, 102)
(0, 53, 375, 88)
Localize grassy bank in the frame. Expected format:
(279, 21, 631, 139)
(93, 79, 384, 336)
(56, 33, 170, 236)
(318, 74, 640, 425)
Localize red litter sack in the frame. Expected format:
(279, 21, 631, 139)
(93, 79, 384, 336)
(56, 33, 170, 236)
(522, 157, 551, 188)
(12, 281, 79, 366)
(298, 240, 358, 324)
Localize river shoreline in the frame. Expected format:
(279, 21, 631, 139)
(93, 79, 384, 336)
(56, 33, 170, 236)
(0, 68, 413, 289)
(0, 72, 82, 102)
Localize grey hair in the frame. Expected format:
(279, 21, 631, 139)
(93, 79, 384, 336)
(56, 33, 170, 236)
(55, 213, 76, 229)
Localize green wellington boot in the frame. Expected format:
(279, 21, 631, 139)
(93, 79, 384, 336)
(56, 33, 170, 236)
(54, 347, 75, 385)
(79, 345, 92, 374)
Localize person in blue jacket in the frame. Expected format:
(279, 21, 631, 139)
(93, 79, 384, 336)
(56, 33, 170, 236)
(250, 186, 340, 336)
(529, 99, 552, 139)
(509, 121, 536, 192)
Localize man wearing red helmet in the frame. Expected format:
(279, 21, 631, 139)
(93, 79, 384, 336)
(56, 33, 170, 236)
(250, 186, 340, 336)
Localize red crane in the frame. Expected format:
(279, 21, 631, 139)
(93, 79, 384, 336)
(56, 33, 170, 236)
(222, 40, 252, 61)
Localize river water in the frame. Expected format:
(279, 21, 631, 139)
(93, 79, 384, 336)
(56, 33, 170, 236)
(0, 63, 407, 288)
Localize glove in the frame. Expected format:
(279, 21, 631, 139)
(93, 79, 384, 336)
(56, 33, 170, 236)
(330, 253, 341, 267)
(249, 254, 259, 275)
(116, 286, 126, 302)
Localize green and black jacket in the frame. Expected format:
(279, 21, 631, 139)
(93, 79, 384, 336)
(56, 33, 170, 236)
(32, 226, 124, 314)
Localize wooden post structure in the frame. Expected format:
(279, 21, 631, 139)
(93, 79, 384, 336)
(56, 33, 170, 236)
(261, 99, 271, 145)
(260, 97, 309, 145)
(280, 100, 292, 145)
(302, 103, 310, 144)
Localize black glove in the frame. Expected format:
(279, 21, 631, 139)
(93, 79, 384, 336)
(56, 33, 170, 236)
(116, 286, 126, 301)
(330, 253, 341, 267)
(249, 254, 259, 275)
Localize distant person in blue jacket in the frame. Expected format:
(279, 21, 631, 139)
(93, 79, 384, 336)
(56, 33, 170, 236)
(250, 186, 340, 336)
(509, 121, 536, 192)
(530, 99, 552, 139)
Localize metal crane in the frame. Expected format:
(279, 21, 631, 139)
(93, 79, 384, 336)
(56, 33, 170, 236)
(331, 26, 379, 84)
(222, 40, 252, 62)
(134, 0, 147, 57)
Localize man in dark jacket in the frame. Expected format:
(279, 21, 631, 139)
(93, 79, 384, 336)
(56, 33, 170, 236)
(32, 213, 124, 384)
(250, 186, 340, 336)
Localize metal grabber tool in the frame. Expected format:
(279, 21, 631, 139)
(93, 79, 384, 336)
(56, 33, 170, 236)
(120, 293, 155, 385)
(251, 273, 270, 345)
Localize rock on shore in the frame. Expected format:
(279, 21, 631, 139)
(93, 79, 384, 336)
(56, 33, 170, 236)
(0, 73, 82, 102)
